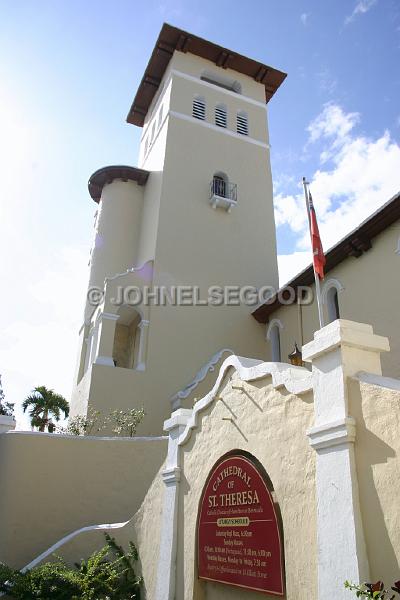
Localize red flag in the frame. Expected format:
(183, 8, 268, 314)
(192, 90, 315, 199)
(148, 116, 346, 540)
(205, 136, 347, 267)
(307, 192, 326, 279)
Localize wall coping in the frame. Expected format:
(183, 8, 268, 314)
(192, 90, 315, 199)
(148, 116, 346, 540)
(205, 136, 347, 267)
(176, 354, 312, 448)
(2, 431, 167, 443)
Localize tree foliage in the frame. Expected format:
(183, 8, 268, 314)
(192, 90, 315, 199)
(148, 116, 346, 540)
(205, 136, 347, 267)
(22, 386, 69, 432)
(0, 374, 14, 417)
(0, 534, 142, 599)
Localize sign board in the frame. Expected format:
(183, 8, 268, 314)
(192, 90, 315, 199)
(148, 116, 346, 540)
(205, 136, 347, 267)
(197, 454, 284, 596)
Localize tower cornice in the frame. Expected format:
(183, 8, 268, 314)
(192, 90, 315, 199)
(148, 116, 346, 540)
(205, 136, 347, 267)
(127, 22, 287, 127)
(88, 165, 150, 203)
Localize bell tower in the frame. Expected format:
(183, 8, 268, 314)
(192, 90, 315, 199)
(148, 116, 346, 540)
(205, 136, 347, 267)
(71, 24, 286, 434)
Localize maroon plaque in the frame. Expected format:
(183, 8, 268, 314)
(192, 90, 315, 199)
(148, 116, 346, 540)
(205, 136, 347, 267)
(197, 454, 284, 595)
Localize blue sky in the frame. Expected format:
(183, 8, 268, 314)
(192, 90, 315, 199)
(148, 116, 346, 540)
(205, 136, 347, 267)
(0, 0, 399, 425)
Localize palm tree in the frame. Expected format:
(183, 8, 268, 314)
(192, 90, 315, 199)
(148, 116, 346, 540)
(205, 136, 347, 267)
(22, 386, 69, 432)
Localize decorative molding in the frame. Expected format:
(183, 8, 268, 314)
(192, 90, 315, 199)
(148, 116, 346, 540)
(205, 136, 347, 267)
(169, 111, 269, 149)
(178, 355, 312, 448)
(170, 69, 268, 110)
(321, 278, 345, 304)
(170, 348, 233, 409)
(162, 467, 181, 485)
(308, 417, 356, 450)
(104, 260, 154, 284)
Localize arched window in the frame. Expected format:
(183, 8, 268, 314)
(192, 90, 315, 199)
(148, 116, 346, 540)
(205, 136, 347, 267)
(322, 279, 344, 324)
(326, 287, 340, 322)
(193, 95, 206, 120)
(212, 172, 228, 198)
(112, 306, 142, 369)
(266, 319, 283, 362)
(237, 111, 248, 135)
(201, 70, 242, 93)
(215, 104, 227, 128)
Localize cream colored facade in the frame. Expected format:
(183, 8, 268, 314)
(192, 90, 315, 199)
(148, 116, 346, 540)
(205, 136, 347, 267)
(265, 221, 400, 379)
(71, 48, 280, 435)
(2, 322, 400, 600)
(1, 24, 400, 600)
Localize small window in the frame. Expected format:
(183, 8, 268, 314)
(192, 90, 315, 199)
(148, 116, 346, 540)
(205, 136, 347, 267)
(193, 96, 206, 120)
(215, 104, 227, 128)
(158, 105, 163, 128)
(327, 287, 340, 323)
(266, 319, 283, 362)
(237, 111, 248, 136)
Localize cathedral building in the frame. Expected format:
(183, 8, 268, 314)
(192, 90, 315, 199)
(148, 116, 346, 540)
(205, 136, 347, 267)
(1, 23, 399, 600)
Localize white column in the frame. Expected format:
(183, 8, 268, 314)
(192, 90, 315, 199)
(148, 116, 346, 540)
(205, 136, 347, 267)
(303, 320, 389, 600)
(155, 408, 192, 600)
(135, 319, 149, 371)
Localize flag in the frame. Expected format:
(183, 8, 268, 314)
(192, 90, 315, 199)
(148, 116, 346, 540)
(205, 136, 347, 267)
(307, 191, 326, 280)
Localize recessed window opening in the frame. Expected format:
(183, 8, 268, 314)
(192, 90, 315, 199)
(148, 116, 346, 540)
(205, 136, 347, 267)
(193, 96, 206, 120)
(112, 306, 141, 370)
(212, 173, 228, 198)
(327, 287, 340, 323)
(201, 70, 242, 93)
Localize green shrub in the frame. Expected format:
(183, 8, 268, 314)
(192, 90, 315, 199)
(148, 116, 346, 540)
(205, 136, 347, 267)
(0, 534, 142, 599)
(345, 580, 400, 599)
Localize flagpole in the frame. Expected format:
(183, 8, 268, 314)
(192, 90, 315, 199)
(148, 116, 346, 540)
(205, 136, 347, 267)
(302, 177, 325, 329)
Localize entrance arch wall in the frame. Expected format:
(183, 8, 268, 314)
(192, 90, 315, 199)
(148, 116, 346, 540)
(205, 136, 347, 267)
(176, 368, 317, 600)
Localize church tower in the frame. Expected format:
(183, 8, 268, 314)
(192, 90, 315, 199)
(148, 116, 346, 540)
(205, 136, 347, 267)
(71, 24, 286, 434)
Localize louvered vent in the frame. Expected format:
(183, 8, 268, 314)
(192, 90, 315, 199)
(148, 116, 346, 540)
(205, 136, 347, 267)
(237, 112, 249, 135)
(215, 105, 227, 128)
(192, 97, 206, 120)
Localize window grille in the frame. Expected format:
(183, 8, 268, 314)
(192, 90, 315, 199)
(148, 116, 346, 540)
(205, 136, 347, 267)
(237, 112, 249, 135)
(193, 97, 206, 120)
(215, 104, 227, 128)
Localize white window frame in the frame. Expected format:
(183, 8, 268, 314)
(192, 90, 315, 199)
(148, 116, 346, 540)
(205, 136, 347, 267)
(322, 278, 344, 323)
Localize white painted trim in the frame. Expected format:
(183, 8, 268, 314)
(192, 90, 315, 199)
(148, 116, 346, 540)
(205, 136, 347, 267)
(321, 278, 345, 304)
(357, 371, 400, 391)
(169, 110, 269, 149)
(171, 69, 268, 110)
(170, 348, 233, 408)
(156, 409, 192, 600)
(308, 417, 356, 450)
(266, 318, 284, 341)
(178, 355, 312, 448)
(94, 355, 115, 367)
(104, 260, 154, 284)
(4, 431, 167, 442)
(21, 520, 131, 572)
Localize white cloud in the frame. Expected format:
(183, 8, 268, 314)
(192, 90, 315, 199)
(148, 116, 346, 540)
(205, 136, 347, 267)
(276, 103, 400, 284)
(278, 252, 310, 287)
(345, 0, 378, 25)
(300, 13, 309, 26)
